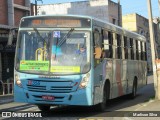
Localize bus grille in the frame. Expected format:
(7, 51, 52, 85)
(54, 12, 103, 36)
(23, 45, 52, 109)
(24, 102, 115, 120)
(26, 80, 74, 93)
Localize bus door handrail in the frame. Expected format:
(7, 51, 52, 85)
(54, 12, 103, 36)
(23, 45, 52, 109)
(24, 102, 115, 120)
(35, 48, 47, 61)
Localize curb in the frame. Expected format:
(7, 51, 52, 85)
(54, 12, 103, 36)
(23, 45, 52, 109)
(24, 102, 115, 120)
(0, 94, 14, 104)
(0, 99, 14, 104)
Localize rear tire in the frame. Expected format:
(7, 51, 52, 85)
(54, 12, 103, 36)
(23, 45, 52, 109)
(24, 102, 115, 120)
(37, 105, 50, 111)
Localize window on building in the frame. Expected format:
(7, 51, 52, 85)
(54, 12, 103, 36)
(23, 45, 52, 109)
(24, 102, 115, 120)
(112, 18, 116, 24)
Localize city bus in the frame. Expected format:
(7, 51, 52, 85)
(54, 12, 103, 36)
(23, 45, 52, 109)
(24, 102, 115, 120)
(14, 15, 147, 111)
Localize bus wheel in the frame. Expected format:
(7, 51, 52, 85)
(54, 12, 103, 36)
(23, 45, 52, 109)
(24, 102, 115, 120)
(129, 80, 137, 99)
(95, 84, 109, 112)
(37, 105, 50, 111)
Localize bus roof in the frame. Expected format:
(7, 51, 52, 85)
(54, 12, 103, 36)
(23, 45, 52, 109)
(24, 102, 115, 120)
(92, 16, 146, 42)
(21, 14, 146, 42)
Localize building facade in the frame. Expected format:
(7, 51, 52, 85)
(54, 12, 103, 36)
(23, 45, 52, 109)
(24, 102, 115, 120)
(0, 0, 30, 83)
(35, 0, 122, 26)
(122, 13, 160, 72)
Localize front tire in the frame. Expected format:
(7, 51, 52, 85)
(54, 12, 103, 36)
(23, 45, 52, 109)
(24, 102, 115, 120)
(37, 105, 50, 111)
(95, 83, 109, 112)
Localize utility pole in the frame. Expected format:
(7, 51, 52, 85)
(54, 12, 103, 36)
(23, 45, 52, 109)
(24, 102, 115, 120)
(35, 0, 37, 15)
(147, 0, 159, 99)
(159, 0, 160, 13)
(157, 0, 160, 99)
(34, 0, 43, 15)
(158, 0, 160, 48)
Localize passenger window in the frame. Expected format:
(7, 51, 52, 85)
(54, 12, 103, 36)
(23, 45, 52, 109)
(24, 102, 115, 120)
(93, 29, 102, 66)
(124, 36, 128, 59)
(130, 38, 134, 60)
(94, 32, 99, 47)
(102, 30, 113, 58)
(136, 40, 139, 60)
(93, 30, 102, 48)
(138, 41, 141, 60)
(117, 34, 122, 59)
(141, 42, 146, 61)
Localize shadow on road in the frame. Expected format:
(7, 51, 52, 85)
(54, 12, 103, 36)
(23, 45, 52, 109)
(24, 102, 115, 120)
(35, 81, 155, 118)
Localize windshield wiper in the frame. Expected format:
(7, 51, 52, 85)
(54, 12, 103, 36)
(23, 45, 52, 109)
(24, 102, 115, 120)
(58, 28, 74, 47)
(33, 28, 51, 48)
(33, 28, 46, 42)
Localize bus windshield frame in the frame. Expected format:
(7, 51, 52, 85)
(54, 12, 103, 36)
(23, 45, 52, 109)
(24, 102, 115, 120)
(15, 28, 91, 75)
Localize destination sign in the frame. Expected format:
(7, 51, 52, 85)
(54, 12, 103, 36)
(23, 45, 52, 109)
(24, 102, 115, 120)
(20, 16, 91, 28)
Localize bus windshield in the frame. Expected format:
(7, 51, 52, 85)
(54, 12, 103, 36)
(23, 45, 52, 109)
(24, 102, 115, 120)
(15, 30, 90, 75)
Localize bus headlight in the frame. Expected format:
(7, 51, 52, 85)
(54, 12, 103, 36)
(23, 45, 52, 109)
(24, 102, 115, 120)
(15, 74, 22, 88)
(79, 73, 90, 89)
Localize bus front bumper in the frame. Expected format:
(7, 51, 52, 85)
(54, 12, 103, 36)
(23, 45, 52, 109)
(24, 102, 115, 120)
(14, 86, 92, 106)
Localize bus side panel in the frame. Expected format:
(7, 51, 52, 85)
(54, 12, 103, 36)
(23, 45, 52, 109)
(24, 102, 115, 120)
(105, 59, 113, 99)
(138, 61, 143, 89)
(93, 59, 113, 105)
(127, 60, 138, 94)
(111, 60, 118, 99)
(141, 61, 147, 86)
(93, 60, 104, 105)
(122, 60, 127, 94)
(120, 60, 128, 96)
(111, 59, 126, 98)
(142, 62, 147, 85)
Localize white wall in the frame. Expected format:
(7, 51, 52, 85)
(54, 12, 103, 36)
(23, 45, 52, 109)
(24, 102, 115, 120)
(38, 0, 109, 22)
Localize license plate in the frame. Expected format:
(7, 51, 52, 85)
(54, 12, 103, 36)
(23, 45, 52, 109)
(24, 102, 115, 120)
(42, 95, 55, 100)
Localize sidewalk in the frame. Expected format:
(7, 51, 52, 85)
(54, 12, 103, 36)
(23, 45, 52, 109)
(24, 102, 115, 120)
(0, 94, 14, 104)
(135, 99, 160, 111)
(124, 99, 160, 118)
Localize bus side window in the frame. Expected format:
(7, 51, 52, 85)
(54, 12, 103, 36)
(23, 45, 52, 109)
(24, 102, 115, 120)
(140, 42, 143, 60)
(130, 38, 134, 60)
(94, 30, 101, 47)
(136, 40, 139, 60)
(138, 40, 141, 60)
(117, 34, 122, 59)
(93, 29, 102, 59)
(124, 36, 128, 59)
(141, 42, 146, 61)
(102, 30, 113, 58)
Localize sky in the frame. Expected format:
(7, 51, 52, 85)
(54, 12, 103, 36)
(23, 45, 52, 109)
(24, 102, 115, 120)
(31, 0, 160, 18)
